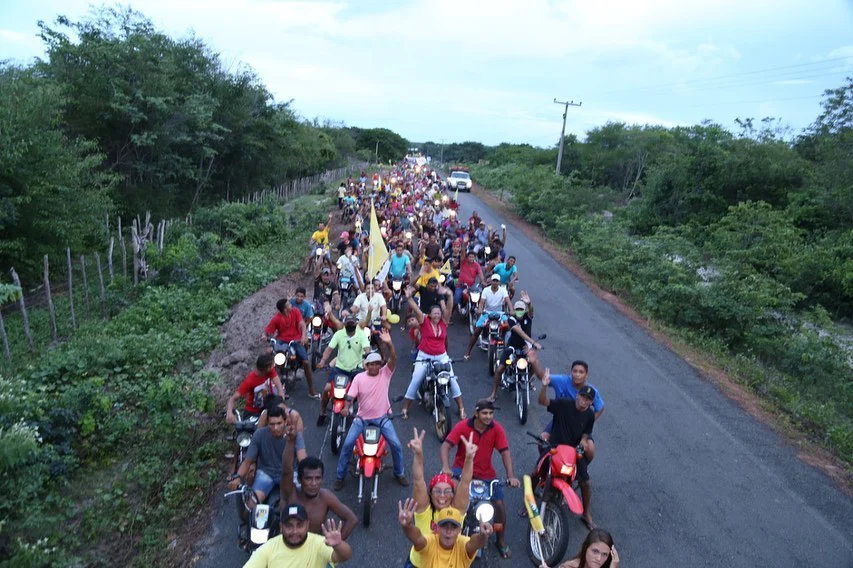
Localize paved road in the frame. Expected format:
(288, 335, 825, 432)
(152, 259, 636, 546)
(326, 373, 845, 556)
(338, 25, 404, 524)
(194, 189, 853, 567)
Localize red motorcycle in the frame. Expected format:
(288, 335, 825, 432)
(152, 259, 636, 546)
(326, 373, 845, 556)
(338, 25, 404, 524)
(351, 415, 393, 528)
(525, 432, 585, 567)
(329, 372, 353, 455)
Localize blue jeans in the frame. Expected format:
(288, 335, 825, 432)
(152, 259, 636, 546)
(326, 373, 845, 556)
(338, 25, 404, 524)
(336, 416, 405, 479)
(274, 339, 308, 363)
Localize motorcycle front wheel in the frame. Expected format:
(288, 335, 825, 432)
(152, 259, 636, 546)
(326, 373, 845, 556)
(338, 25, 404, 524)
(516, 381, 528, 425)
(362, 493, 372, 527)
(330, 413, 347, 454)
(487, 343, 496, 376)
(434, 403, 451, 441)
(526, 498, 570, 567)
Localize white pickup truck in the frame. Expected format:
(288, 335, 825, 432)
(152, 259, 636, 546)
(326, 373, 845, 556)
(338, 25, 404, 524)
(447, 170, 472, 192)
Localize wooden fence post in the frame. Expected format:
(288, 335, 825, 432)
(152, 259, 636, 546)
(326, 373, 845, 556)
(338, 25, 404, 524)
(80, 255, 90, 314)
(107, 238, 115, 285)
(9, 268, 33, 351)
(95, 252, 106, 319)
(43, 255, 58, 342)
(66, 248, 76, 330)
(131, 220, 140, 286)
(0, 310, 10, 363)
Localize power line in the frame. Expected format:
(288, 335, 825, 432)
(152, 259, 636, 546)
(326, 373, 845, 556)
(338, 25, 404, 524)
(681, 94, 823, 108)
(594, 56, 852, 98)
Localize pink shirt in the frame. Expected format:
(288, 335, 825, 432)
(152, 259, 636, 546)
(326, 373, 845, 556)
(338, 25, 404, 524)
(348, 365, 393, 420)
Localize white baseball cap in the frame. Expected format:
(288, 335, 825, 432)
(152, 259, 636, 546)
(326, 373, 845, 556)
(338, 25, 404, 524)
(364, 352, 382, 364)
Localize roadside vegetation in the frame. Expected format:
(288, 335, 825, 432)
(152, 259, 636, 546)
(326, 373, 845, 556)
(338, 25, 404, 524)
(459, 81, 853, 467)
(0, 6, 403, 566)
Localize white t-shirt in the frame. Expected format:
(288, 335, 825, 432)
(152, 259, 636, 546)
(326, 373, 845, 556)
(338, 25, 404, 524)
(481, 285, 508, 313)
(351, 292, 386, 319)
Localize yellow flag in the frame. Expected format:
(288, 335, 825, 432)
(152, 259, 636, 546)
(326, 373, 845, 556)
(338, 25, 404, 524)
(439, 258, 452, 274)
(367, 203, 389, 279)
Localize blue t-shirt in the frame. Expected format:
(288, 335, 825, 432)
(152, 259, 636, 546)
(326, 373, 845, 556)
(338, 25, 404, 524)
(492, 262, 518, 285)
(549, 375, 604, 413)
(389, 253, 410, 278)
(290, 298, 314, 319)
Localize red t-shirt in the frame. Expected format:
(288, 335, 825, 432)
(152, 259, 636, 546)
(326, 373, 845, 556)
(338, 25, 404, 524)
(264, 309, 302, 342)
(458, 260, 481, 287)
(418, 320, 447, 356)
(237, 369, 278, 413)
(445, 419, 509, 479)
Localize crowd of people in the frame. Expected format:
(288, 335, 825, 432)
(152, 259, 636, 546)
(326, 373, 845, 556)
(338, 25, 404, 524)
(226, 162, 620, 567)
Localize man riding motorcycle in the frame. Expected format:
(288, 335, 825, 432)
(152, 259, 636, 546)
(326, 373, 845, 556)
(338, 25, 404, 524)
(263, 298, 318, 399)
(488, 292, 542, 401)
(315, 314, 371, 426)
(225, 354, 285, 422)
(463, 275, 511, 360)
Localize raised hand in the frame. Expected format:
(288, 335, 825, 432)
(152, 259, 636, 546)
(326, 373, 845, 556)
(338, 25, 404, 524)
(479, 521, 494, 537)
(541, 368, 551, 387)
(460, 432, 478, 459)
(321, 519, 343, 547)
(408, 428, 425, 455)
(379, 328, 392, 344)
(404, 285, 415, 299)
(520, 290, 530, 304)
(610, 545, 620, 567)
(398, 498, 418, 526)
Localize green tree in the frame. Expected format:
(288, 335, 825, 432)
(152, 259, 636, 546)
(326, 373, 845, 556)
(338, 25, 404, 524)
(0, 65, 115, 276)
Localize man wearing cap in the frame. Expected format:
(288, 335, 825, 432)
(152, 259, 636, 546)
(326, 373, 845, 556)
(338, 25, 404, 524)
(243, 504, 352, 567)
(537, 368, 597, 530)
(463, 274, 511, 360)
(488, 290, 542, 401)
(440, 399, 520, 559)
(398, 498, 492, 568)
(334, 329, 409, 489)
(315, 312, 372, 427)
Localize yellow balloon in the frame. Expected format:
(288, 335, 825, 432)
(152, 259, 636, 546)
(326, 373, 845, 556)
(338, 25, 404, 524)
(387, 313, 400, 325)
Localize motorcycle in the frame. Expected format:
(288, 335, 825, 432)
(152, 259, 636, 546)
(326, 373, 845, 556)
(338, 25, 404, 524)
(414, 358, 456, 440)
(500, 336, 546, 425)
(456, 283, 481, 335)
(307, 244, 330, 274)
(389, 276, 407, 314)
(224, 484, 280, 554)
(342, 201, 355, 223)
(479, 312, 508, 375)
(329, 372, 353, 455)
(228, 410, 259, 473)
(525, 432, 584, 567)
(350, 415, 396, 527)
(270, 338, 301, 392)
(307, 314, 332, 371)
(461, 479, 507, 562)
(338, 273, 357, 310)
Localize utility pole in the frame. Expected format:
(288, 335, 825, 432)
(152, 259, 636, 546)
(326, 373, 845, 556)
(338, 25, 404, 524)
(375, 140, 379, 163)
(554, 98, 582, 175)
(439, 138, 445, 164)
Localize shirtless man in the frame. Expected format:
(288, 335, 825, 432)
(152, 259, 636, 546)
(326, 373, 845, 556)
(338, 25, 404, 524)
(280, 434, 358, 539)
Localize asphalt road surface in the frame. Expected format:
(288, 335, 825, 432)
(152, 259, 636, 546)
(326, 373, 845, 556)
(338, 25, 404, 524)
(195, 190, 853, 567)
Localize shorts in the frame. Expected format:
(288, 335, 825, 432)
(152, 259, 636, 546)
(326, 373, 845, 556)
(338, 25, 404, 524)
(327, 366, 361, 384)
(475, 312, 507, 328)
(252, 468, 278, 496)
(451, 468, 504, 501)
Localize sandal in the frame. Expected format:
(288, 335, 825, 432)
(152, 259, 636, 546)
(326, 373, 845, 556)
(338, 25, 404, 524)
(581, 517, 598, 531)
(308, 393, 321, 400)
(494, 542, 511, 559)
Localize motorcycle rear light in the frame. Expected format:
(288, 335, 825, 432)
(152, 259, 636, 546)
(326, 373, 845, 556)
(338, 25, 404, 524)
(274, 353, 287, 366)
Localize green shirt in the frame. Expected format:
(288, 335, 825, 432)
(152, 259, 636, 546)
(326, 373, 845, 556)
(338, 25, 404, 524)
(328, 328, 370, 371)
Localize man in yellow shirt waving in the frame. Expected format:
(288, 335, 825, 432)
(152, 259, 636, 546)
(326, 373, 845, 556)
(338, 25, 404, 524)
(244, 504, 352, 567)
(398, 498, 493, 568)
(304, 212, 333, 272)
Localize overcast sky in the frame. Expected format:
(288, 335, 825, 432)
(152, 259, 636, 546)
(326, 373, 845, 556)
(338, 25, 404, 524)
(2, 1, 852, 146)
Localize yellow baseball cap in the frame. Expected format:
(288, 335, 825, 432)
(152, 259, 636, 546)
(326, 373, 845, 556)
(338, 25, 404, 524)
(434, 507, 463, 527)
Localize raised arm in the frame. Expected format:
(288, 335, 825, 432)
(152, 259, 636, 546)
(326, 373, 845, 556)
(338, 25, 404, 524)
(409, 428, 430, 512)
(538, 368, 551, 407)
(452, 433, 477, 512)
(398, 498, 427, 551)
(405, 286, 425, 324)
(380, 328, 396, 373)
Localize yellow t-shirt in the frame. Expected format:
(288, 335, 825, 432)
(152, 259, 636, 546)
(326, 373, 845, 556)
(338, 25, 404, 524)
(417, 533, 474, 568)
(243, 533, 335, 568)
(311, 227, 330, 245)
(415, 267, 440, 288)
(409, 505, 434, 565)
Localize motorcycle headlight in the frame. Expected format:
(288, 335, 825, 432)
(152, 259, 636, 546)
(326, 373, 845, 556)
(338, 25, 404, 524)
(333, 387, 347, 399)
(489, 322, 499, 331)
(363, 442, 379, 457)
(470, 292, 480, 303)
(438, 274, 446, 283)
(237, 432, 252, 448)
(405, 231, 412, 239)
(474, 501, 495, 524)
(315, 248, 323, 256)
(392, 280, 402, 291)
(437, 373, 450, 385)
(434, 200, 440, 207)
(516, 358, 528, 370)
(274, 352, 287, 366)
(312, 316, 323, 328)
(484, 246, 491, 255)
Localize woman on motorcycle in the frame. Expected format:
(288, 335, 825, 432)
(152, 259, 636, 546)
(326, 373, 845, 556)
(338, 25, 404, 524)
(400, 286, 465, 420)
(404, 428, 477, 568)
(559, 528, 619, 568)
